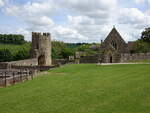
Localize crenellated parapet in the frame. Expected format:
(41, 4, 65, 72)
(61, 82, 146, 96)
(32, 32, 50, 37)
(30, 32, 52, 66)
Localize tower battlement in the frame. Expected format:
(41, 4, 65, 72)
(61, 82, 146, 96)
(32, 32, 41, 36)
(32, 32, 50, 37)
(30, 32, 51, 66)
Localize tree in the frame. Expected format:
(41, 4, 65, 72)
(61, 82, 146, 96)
(14, 48, 30, 61)
(0, 34, 26, 44)
(61, 48, 74, 58)
(51, 41, 68, 59)
(141, 27, 150, 43)
(132, 40, 150, 53)
(0, 49, 13, 62)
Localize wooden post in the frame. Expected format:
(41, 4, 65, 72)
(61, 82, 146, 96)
(26, 69, 28, 81)
(31, 70, 33, 80)
(5, 71, 6, 87)
(20, 70, 22, 82)
(13, 71, 15, 84)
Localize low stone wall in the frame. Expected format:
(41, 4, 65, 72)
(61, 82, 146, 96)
(0, 59, 38, 69)
(9, 58, 38, 66)
(11, 65, 58, 71)
(121, 52, 150, 62)
(0, 62, 8, 69)
(79, 55, 99, 63)
(52, 59, 69, 65)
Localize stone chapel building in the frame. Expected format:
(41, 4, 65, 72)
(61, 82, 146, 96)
(99, 27, 129, 63)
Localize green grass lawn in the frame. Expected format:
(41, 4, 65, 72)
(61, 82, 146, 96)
(0, 64, 150, 113)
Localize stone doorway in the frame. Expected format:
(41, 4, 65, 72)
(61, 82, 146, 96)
(110, 56, 113, 63)
(38, 55, 46, 66)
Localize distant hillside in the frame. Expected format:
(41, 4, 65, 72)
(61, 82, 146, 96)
(0, 39, 99, 62)
(0, 43, 31, 55)
(0, 43, 31, 62)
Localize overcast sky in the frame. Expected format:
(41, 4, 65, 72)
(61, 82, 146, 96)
(0, 0, 150, 43)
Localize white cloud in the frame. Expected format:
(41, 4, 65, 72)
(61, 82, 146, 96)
(60, 0, 117, 12)
(26, 16, 54, 27)
(4, 1, 56, 33)
(118, 8, 150, 29)
(0, 0, 4, 7)
(68, 15, 95, 25)
(52, 25, 88, 43)
(1, 0, 150, 43)
(134, 0, 150, 4)
(59, 0, 117, 19)
(16, 28, 31, 40)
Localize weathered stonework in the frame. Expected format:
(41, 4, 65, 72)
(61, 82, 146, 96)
(120, 53, 150, 62)
(99, 27, 128, 63)
(0, 32, 52, 68)
(99, 27, 150, 63)
(80, 27, 150, 63)
(30, 32, 52, 66)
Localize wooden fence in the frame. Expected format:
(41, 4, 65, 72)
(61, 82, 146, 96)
(0, 69, 36, 87)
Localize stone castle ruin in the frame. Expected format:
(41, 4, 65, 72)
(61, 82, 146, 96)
(80, 27, 150, 63)
(99, 27, 150, 63)
(30, 32, 51, 66)
(1, 28, 150, 66)
(0, 32, 52, 67)
(0, 32, 52, 87)
(0, 28, 150, 87)
(99, 27, 128, 63)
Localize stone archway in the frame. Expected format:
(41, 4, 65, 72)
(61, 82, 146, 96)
(110, 56, 113, 63)
(38, 55, 46, 66)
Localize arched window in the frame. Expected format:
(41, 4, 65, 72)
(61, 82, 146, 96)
(111, 40, 117, 50)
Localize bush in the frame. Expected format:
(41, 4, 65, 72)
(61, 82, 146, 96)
(14, 48, 30, 61)
(0, 49, 13, 62)
(132, 40, 150, 53)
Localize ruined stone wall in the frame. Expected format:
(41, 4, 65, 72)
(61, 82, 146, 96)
(30, 32, 52, 66)
(120, 53, 150, 62)
(52, 59, 69, 65)
(10, 59, 38, 66)
(0, 59, 38, 69)
(79, 54, 99, 63)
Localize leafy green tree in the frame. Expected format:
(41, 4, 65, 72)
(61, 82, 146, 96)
(77, 44, 90, 51)
(14, 48, 30, 61)
(0, 49, 13, 62)
(133, 40, 150, 53)
(52, 41, 68, 59)
(61, 48, 74, 58)
(76, 44, 97, 56)
(0, 34, 26, 44)
(141, 27, 150, 43)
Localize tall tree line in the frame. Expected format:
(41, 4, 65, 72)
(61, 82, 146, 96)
(0, 34, 26, 44)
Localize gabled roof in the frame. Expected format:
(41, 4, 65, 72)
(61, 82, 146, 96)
(104, 27, 126, 44)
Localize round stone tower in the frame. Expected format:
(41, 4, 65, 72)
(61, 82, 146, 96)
(30, 32, 52, 66)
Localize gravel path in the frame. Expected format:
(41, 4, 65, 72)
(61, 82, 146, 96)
(97, 63, 150, 65)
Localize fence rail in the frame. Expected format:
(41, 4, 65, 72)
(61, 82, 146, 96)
(0, 65, 60, 87)
(0, 69, 36, 87)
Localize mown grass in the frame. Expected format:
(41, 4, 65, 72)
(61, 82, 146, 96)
(0, 64, 150, 113)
